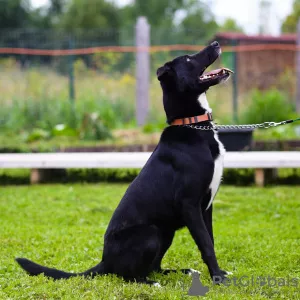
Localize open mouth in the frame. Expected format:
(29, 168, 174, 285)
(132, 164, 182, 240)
(199, 68, 233, 82)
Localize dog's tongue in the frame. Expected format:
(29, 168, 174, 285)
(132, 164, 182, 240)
(199, 67, 234, 80)
(206, 68, 223, 75)
(205, 68, 233, 76)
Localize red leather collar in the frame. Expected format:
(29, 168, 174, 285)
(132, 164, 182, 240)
(171, 113, 213, 126)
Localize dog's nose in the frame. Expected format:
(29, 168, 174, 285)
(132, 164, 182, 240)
(210, 41, 219, 48)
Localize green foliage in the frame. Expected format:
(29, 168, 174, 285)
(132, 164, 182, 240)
(0, 0, 31, 28)
(24, 128, 51, 143)
(277, 68, 297, 100)
(29, 0, 66, 28)
(121, 0, 188, 28)
(0, 61, 148, 147)
(0, 0, 245, 47)
(142, 117, 167, 133)
(121, 0, 219, 45)
(179, 8, 219, 44)
(67, 168, 140, 183)
(2, 167, 300, 186)
(254, 125, 300, 141)
(52, 124, 78, 137)
(240, 89, 295, 125)
(219, 18, 244, 33)
(60, 0, 120, 32)
(1, 98, 75, 132)
(79, 113, 112, 141)
(91, 53, 124, 74)
(0, 184, 299, 299)
(281, 0, 300, 33)
(0, 98, 118, 142)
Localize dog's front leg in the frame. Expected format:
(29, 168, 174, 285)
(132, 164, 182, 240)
(182, 202, 225, 282)
(202, 204, 230, 276)
(202, 204, 214, 245)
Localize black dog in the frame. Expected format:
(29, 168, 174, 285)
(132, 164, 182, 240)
(16, 41, 233, 286)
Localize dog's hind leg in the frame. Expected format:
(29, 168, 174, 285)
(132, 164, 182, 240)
(103, 224, 162, 285)
(152, 230, 200, 276)
(152, 230, 174, 273)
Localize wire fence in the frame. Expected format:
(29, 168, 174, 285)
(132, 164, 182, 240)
(0, 43, 299, 55)
(0, 27, 298, 130)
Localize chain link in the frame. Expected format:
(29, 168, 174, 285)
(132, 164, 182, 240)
(183, 121, 285, 131)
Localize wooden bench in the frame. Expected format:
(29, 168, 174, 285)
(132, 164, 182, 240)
(0, 152, 300, 186)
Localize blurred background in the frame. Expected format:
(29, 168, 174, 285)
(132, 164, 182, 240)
(1, 0, 300, 154)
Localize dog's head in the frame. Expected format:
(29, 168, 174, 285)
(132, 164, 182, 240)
(157, 41, 233, 123)
(157, 41, 232, 93)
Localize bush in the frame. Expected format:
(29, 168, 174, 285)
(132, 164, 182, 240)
(1, 168, 300, 186)
(240, 89, 294, 124)
(0, 98, 131, 142)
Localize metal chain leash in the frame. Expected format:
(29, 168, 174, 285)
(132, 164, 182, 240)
(183, 119, 300, 131)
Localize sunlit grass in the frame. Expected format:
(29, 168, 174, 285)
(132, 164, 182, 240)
(0, 184, 299, 299)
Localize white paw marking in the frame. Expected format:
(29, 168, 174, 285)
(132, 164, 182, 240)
(187, 269, 201, 276)
(153, 282, 162, 288)
(225, 271, 233, 275)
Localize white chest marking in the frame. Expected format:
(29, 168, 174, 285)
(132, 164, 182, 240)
(198, 93, 212, 114)
(197, 93, 225, 210)
(206, 131, 226, 210)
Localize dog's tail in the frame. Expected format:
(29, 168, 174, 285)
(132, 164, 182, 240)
(15, 257, 106, 280)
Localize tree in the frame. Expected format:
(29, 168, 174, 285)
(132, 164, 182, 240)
(219, 18, 244, 33)
(0, 0, 31, 28)
(121, 0, 219, 44)
(60, 0, 120, 31)
(29, 0, 67, 28)
(121, 0, 190, 28)
(281, 0, 300, 33)
(179, 8, 219, 44)
(48, 0, 66, 16)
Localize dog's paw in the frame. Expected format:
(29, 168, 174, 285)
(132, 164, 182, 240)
(220, 269, 233, 276)
(152, 282, 162, 288)
(184, 268, 201, 276)
(212, 272, 228, 285)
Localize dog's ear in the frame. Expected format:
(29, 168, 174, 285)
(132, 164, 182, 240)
(157, 65, 171, 81)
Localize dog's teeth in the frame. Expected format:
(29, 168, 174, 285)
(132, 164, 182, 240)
(223, 67, 234, 73)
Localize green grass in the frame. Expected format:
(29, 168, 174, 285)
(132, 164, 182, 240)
(2, 58, 300, 151)
(0, 184, 299, 299)
(0, 59, 232, 137)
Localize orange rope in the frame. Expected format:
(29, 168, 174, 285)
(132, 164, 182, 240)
(0, 44, 298, 56)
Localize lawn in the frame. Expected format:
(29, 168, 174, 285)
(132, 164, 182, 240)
(0, 184, 299, 299)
